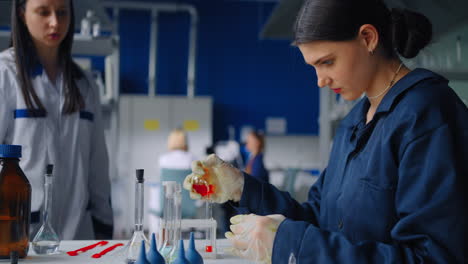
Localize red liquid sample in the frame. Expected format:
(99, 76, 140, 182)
(205, 245, 213, 252)
(192, 184, 215, 197)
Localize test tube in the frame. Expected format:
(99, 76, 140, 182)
(159, 182, 176, 260)
(205, 201, 213, 253)
(168, 183, 182, 263)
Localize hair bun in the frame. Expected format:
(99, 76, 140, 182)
(391, 8, 432, 58)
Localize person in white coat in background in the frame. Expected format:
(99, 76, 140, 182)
(0, 0, 113, 239)
(158, 128, 197, 170)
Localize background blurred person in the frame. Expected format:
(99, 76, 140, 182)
(244, 130, 269, 183)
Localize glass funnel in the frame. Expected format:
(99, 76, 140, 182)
(32, 164, 60, 254)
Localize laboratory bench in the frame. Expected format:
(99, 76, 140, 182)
(1, 239, 252, 264)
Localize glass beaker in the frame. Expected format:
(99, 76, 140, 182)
(32, 165, 60, 254)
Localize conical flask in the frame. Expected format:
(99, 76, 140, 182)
(125, 169, 149, 264)
(32, 165, 60, 254)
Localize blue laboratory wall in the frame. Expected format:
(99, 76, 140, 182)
(116, 0, 319, 142)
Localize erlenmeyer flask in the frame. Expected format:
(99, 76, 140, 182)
(125, 169, 149, 264)
(32, 165, 60, 254)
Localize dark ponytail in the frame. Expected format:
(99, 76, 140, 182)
(293, 0, 433, 59)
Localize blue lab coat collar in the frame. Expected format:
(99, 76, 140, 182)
(342, 68, 447, 127)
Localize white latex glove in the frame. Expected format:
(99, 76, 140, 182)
(183, 154, 244, 203)
(225, 214, 286, 264)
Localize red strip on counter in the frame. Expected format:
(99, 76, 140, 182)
(67, 241, 109, 256)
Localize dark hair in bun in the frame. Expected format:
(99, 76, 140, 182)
(293, 0, 433, 59)
(390, 8, 432, 58)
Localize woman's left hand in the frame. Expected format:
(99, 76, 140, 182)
(225, 214, 286, 264)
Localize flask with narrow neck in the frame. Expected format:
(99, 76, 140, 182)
(32, 164, 60, 254)
(125, 169, 149, 264)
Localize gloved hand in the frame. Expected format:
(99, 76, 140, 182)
(225, 214, 286, 264)
(183, 154, 244, 203)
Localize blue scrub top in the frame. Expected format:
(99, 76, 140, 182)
(237, 69, 468, 263)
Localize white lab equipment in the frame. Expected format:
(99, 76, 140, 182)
(80, 10, 101, 37)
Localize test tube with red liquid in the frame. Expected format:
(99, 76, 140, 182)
(191, 167, 214, 253)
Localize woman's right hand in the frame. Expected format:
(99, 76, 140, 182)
(183, 154, 244, 203)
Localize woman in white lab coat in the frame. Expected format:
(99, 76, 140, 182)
(0, 0, 113, 239)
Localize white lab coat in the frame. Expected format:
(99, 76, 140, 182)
(0, 48, 113, 240)
(158, 150, 197, 170)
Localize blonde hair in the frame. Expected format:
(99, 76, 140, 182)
(167, 129, 188, 151)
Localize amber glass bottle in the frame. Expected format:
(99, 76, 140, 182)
(0, 145, 31, 259)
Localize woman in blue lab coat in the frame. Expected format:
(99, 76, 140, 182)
(244, 130, 269, 183)
(0, 0, 113, 239)
(184, 0, 468, 263)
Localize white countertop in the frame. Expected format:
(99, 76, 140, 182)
(0, 239, 253, 264)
